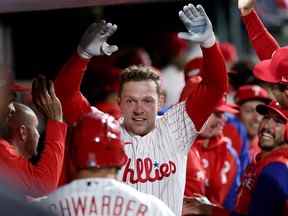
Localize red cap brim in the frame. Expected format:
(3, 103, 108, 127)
(253, 60, 279, 83)
(256, 104, 288, 123)
(216, 104, 239, 114)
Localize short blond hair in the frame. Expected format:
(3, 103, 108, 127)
(120, 65, 161, 96)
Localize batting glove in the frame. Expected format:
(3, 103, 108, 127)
(178, 4, 216, 48)
(77, 20, 118, 59)
(238, 0, 256, 16)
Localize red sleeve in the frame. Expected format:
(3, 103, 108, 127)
(185, 43, 228, 131)
(242, 9, 280, 60)
(179, 80, 195, 103)
(55, 53, 92, 124)
(0, 120, 67, 196)
(185, 147, 206, 196)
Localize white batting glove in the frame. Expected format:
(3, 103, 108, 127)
(238, 0, 256, 16)
(178, 4, 216, 48)
(77, 20, 118, 59)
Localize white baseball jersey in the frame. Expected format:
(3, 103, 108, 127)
(118, 101, 198, 216)
(40, 178, 175, 216)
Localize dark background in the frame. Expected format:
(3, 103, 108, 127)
(0, 0, 235, 80)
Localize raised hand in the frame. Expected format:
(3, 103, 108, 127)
(178, 4, 215, 48)
(238, 0, 256, 16)
(32, 75, 63, 122)
(77, 20, 118, 59)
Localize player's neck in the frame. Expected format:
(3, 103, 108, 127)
(75, 168, 118, 180)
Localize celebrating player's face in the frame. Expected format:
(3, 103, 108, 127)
(240, 100, 264, 138)
(119, 80, 159, 136)
(258, 112, 286, 151)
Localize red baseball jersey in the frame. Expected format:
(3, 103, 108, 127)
(184, 147, 206, 196)
(0, 120, 67, 196)
(189, 136, 239, 206)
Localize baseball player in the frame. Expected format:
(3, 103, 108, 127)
(233, 85, 271, 160)
(40, 111, 175, 216)
(54, 3, 228, 215)
(182, 100, 288, 216)
(238, 0, 288, 111)
(0, 76, 67, 196)
(184, 99, 241, 211)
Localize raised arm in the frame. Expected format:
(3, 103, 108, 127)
(238, 0, 280, 60)
(55, 21, 118, 124)
(26, 77, 66, 196)
(178, 4, 228, 130)
(0, 77, 67, 196)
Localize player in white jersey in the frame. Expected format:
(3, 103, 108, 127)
(40, 111, 175, 216)
(54, 3, 228, 215)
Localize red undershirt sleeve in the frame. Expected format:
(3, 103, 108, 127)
(55, 53, 92, 125)
(241, 10, 280, 60)
(185, 43, 228, 131)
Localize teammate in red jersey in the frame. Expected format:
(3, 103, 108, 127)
(185, 99, 240, 211)
(182, 100, 288, 216)
(0, 76, 67, 196)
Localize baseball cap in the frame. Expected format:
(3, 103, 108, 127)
(9, 82, 31, 93)
(253, 46, 288, 84)
(184, 57, 203, 83)
(215, 97, 239, 114)
(256, 100, 288, 123)
(235, 85, 271, 105)
(219, 42, 238, 64)
(96, 102, 121, 120)
(71, 110, 127, 170)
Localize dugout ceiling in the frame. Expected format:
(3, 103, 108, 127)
(0, 0, 173, 13)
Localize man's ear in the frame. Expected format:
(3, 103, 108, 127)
(18, 125, 27, 142)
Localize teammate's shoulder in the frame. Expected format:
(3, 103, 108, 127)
(262, 162, 288, 176)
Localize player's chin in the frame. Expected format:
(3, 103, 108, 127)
(259, 139, 274, 150)
(131, 126, 149, 136)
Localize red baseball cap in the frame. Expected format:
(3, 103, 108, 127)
(256, 100, 288, 123)
(184, 57, 203, 83)
(219, 42, 238, 64)
(71, 110, 127, 170)
(96, 102, 121, 120)
(215, 97, 239, 114)
(235, 85, 271, 105)
(184, 57, 203, 74)
(253, 46, 288, 84)
(9, 82, 31, 92)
